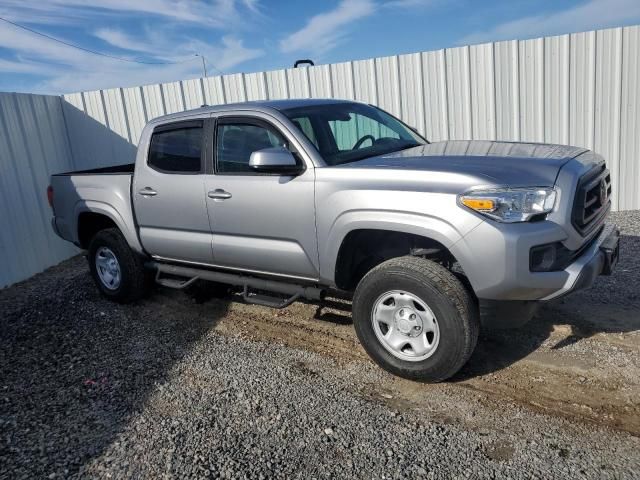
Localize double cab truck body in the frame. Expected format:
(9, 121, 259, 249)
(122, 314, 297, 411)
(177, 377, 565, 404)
(49, 99, 619, 381)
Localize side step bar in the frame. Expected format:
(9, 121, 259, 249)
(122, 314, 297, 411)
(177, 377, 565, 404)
(148, 262, 324, 306)
(154, 269, 200, 289)
(242, 286, 300, 309)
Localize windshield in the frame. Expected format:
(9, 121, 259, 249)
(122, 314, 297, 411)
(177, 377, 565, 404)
(282, 102, 426, 166)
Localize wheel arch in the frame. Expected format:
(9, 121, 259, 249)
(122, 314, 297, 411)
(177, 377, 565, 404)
(326, 212, 467, 291)
(74, 201, 144, 254)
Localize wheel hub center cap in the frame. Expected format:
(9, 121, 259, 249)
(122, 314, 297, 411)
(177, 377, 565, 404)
(394, 308, 422, 336)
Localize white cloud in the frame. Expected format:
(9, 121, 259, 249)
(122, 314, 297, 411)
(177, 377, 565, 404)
(383, 0, 435, 8)
(0, 18, 263, 93)
(459, 0, 640, 45)
(184, 35, 264, 72)
(0, 0, 258, 28)
(280, 0, 376, 55)
(93, 28, 153, 53)
(93, 26, 264, 71)
(0, 0, 265, 93)
(0, 58, 59, 75)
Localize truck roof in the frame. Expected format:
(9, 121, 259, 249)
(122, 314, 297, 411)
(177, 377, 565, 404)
(149, 98, 357, 124)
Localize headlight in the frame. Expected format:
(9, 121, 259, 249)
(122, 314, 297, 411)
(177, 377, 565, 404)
(459, 187, 557, 223)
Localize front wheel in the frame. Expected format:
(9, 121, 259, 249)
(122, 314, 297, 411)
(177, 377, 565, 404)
(88, 228, 149, 303)
(352, 256, 479, 382)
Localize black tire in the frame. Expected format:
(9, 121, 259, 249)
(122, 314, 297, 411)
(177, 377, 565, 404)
(352, 256, 479, 382)
(88, 228, 149, 303)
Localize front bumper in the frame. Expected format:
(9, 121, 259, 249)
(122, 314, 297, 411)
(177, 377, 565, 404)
(541, 224, 619, 300)
(450, 221, 619, 301)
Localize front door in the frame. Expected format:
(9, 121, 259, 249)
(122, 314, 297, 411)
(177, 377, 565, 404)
(133, 120, 213, 264)
(204, 115, 318, 280)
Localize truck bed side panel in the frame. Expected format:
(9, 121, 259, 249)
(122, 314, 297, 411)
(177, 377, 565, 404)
(50, 173, 144, 254)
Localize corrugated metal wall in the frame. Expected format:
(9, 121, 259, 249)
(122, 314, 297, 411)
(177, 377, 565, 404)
(1, 25, 639, 288)
(0, 92, 79, 288)
(60, 25, 640, 211)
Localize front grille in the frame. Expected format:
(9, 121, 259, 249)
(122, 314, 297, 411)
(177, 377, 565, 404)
(572, 164, 611, 235)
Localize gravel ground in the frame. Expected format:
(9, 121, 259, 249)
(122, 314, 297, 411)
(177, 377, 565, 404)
(1, 211, 639, 479)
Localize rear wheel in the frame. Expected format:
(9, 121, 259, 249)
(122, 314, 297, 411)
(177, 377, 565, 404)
(352, 256, 479, 382)
(88, 228, 149, 303)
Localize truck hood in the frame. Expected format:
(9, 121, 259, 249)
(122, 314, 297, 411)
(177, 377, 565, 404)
(340, 140, 588, 186)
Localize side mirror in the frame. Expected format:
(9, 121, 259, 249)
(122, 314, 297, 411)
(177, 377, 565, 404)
(249, 147, 304, 175)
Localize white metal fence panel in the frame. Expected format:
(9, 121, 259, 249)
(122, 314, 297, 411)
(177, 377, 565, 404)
(494, 40, 520, 142)
(543, 34, 570, 145)
(0, 93, 78, 288)
(223, 73, 247, 104)
(594, 28, 623, 211)
(330, 62, 355, 101)
(308, 64, 332, 98)
(518, 38, 544, 142)
(620, 26, 640, 211)
(182, 78, 205, 110)
(422, 49, 448, 141)
(161, 81, 184, 114)
(352, 59, 376, 105)
(469, 43, 496, 141)
(245, 72, 267, 101)
(203, 76, 226, 106)
(122, 86, 146, 144)
(142, 84, 165, 121)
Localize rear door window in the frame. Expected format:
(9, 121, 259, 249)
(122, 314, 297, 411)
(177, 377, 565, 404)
(148, 124, 203, 173)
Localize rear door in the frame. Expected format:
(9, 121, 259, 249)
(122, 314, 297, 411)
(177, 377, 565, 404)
(204, 114, 319, 280)
(133, 120, 214, 264)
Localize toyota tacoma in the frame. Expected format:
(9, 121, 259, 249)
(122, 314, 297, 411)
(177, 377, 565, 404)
(48, 99, 619, 381)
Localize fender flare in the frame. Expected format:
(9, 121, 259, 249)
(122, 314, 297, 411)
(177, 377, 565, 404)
(73, 200, 145, 254)
(320, 209, 469, 284)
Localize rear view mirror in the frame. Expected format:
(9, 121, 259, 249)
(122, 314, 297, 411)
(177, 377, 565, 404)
(249, 147, 304, 175)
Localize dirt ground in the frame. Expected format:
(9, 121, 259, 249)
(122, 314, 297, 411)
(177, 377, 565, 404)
(6, 231, 640, 438)
(186, 211, 640, 437)
(1, 212, 639, 478)
(198, 287, 640, 436)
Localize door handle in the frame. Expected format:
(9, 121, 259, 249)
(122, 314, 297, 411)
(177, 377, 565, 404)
(208, 189, 232, 200)
(139, 187, 157, 197)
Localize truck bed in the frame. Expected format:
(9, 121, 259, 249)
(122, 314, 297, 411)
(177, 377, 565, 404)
(52, 163, 134, 176)
(49, 168, 139, 251)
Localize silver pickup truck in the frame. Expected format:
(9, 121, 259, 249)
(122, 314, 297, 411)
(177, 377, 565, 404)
(49, 99, 619, 381)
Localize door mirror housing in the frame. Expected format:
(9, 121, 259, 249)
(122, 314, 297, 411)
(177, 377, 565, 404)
(249, 147, 304, 175)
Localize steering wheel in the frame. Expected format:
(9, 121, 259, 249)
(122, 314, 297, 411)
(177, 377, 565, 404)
(352, 134, 376, 150)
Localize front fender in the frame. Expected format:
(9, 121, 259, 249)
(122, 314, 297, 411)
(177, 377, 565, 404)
(320, 209, 481, 285)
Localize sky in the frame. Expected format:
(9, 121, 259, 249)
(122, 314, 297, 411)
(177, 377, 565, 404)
(0, 0, 639, 95)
